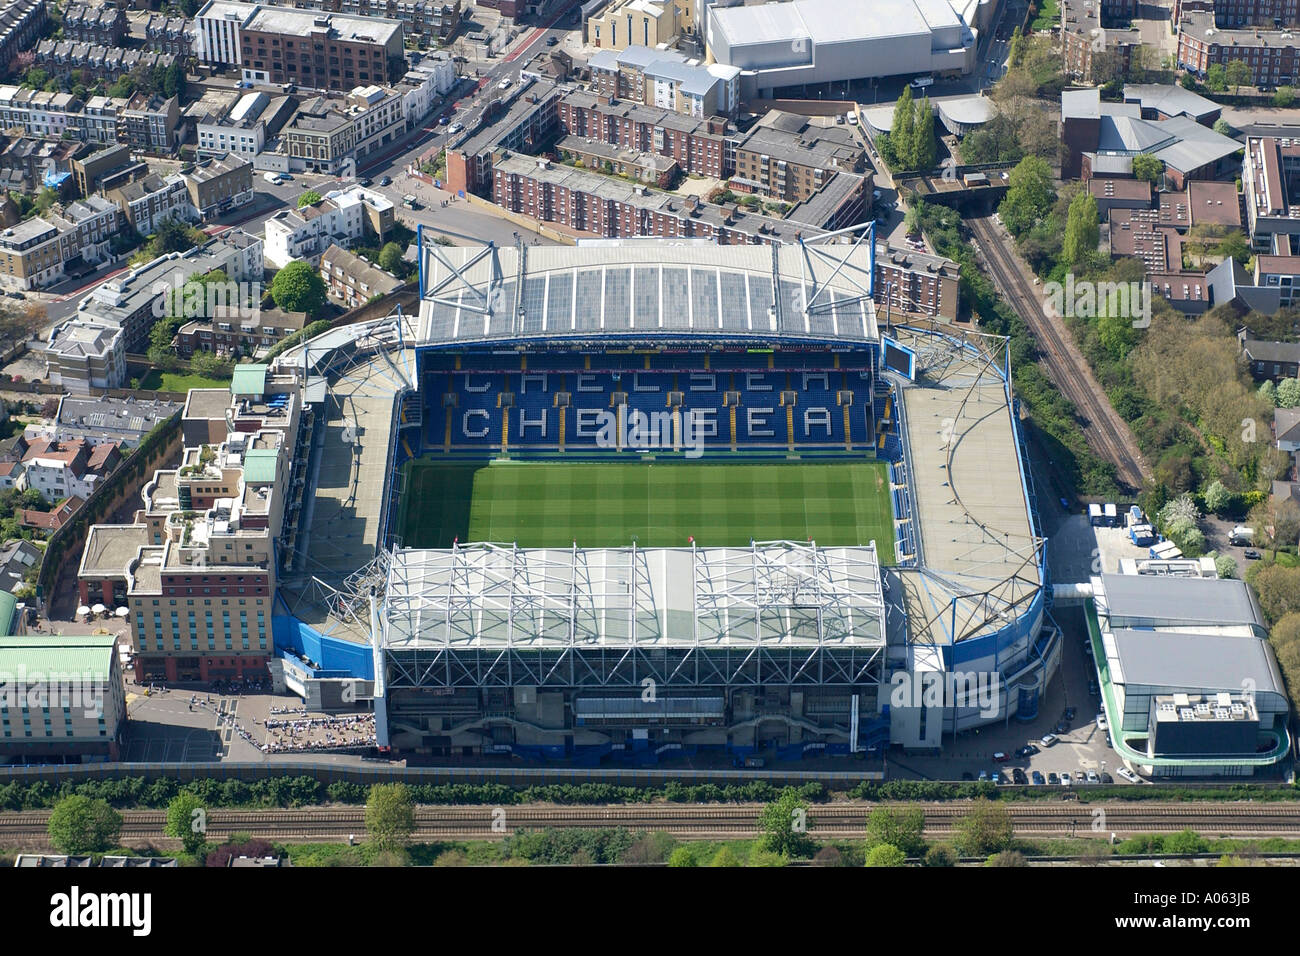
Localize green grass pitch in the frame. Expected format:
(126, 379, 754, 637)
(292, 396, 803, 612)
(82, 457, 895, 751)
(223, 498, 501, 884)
(396, 460, 896, 563)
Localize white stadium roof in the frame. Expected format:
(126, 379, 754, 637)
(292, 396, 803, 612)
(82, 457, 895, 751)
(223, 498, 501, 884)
(380, 540, 888, 650)
(416, 238, 877, 346)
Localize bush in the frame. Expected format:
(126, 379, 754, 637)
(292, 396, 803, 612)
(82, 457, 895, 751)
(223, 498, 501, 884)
(986, 850, 1027, 866)
(811, 846, 844, 866)
(667, 846, 698, 867)
(923, 844, 958, 866)
(864, 843, 907, 867)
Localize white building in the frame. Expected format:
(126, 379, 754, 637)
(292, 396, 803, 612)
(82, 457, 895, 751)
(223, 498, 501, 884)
(705, 0, 979, 100)
(197, 90, 270, 158)
(348, 85, 405, 160)
(263, 183, 392, 267)
(398, 52, 455, 128)
(195, 0, 256, 67)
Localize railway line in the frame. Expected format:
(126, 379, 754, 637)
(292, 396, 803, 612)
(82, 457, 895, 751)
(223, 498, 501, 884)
(967, 214, 1148, 493)
(4, 802, 1300, 846)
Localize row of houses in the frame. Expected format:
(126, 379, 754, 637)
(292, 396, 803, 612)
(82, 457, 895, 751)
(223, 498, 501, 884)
(0, 86, 182, 153)
(34, 39, 180, 86)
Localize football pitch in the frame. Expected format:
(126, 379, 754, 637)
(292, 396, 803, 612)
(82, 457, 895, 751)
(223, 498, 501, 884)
(395, 460, 896, 562)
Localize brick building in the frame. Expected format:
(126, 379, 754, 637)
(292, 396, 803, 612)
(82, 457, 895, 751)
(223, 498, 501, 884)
(61, 1, 126, 45)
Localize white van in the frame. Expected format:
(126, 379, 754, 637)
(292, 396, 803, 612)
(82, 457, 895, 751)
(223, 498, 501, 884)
(263, 172, 282, 185)
(1230, 526, 1254, 545)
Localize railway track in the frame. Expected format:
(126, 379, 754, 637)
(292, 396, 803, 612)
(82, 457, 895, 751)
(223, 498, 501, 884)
(4, 802, 1300, 845)
(967, 215, 1148, 493)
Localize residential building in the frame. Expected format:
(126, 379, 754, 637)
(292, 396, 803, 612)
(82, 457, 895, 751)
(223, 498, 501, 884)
(120, 93, 182, 154)
(184, 153, 255, 220)
(62, 1, 126, 45)
(195, 0, 254, 68)
(1174, 0, 1300, 27)
(731, 110, 864, 203)
(1239, 328, 1300, 379)
(19, 496, 84, 532)
(320, 243, 401, 308)
(71, 144, 147, 197)
(0, 217, 72, 291)
(291, 0, 460, 41)
(1243, 136, 1300, 251)
(77, 367, 305, 683)
(588, 0, 691, 53)
(175, 305, 308, 358)
(1179, 11, 1300, 85)
(33, 41, 180, 86)
(38, 315, 126, 394)
(0, 461, 23, 491)
(443, 77, 561, 195)
(264, 184, 394, 266)
(21, 438, 120, 502)
(0, 538, 40, 594)
(106, 172, 195, 236)
(143, 13, 193, 56)
(1088, 177, 1153, 220)
(195, 91, 294, 160)
(282, 86, 405, 174)
(0, 0, 50, 75)
(44, 395, 181, 450)
(1276, 405, 1300, 455)
(0, 134, 85, 196)
(397, 52, 455, 130)
(238, 6, 405, 89)
(588, 44, 740, 118)
(1061, 0, 1142, 83)
(0, 634, 127, 761)
(77, 230, 264, 352)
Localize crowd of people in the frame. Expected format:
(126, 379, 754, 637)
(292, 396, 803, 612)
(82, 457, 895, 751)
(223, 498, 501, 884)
(262, 713, 377, 754)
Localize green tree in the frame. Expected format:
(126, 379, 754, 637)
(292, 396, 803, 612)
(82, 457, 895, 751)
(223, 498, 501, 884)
(986, 850, 1027, 866)
(1206, 63, 1228, 92)
(1163, 829, 1208, 854)
(912, 96, 936, 171)
(757, 787, 815, 858)
(378, 241, 405, 275)
(667, 846, 698, 867)
(1096, 309, 1141, 361)
(47, 796, 122, 854)
(1274, 88, 1297, 108)
(1277, 377, 1300, 408)
(1213, 118, 1233, 136)
(1259, 379, 1278, 405)
(923, 844, 958, 866)
(164, 793, 207, 855)
(746, 847, 788, 866)
(364, 783, 415, 853)
(864, 843, 907, 867)
(1225, 59, 1253, 94)
(999, 155, 1054, 236)
(1203, 479, 1230, 514)
(1131, 153, 1163, 184)
(1214, 555, 1238, 579)
(152, 217, 201, 256)
(1062, 191, 1100, 269)
(893, 86, 916, 169)
(956, 799, 1013, 856)
(865, 804, 926, 858)
(297, 190, 323, 209)
(708, 845, 742, 867)
(270, 261, 327, 315)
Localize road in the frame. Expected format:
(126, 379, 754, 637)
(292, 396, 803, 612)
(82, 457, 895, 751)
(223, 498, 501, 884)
(968, 214, 1149, 494)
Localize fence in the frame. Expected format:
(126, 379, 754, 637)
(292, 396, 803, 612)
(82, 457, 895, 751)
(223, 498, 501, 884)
(35, 413, 182, 611)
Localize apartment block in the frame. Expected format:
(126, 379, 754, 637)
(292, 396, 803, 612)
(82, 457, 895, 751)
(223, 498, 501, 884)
(732, 111, 864, 203)
(61, 1, 127, 45)
(175, 305, 308, 358)
(39, 316, 126, 394)
(77, 367, 309, 683)
(556, 91, 731, 179)
(263, 183, 394, 266)
(443, 77, 561, 195)
(0, 0, 50, 75)
(587, 0, 691, 52)
(320, 243, 402, 308)
(1179, 11, 1300, 84)
(1243, 135, 1300, 250)
(587, 44, 740, 118)
(106, 172, 195, 236)
(1174, 0, 1300, 27)
(290, 0, 461, 42)
(184, 152, 255, 219)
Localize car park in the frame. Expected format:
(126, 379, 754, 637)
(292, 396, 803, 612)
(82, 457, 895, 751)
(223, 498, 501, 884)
(1031, 771, 1045, 785)
(1117, 767, 1140, 783)
(1039, 733, 1058, 747)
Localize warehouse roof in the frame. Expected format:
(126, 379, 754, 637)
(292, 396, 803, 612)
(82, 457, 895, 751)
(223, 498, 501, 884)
(1111, 628, 1285, 696)
(1099, 573, 1266, 630)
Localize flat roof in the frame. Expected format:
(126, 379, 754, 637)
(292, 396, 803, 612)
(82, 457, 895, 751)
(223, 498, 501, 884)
(1111, 628, 1285, 695)
(1099, 573, 1266, 629)
(0, 634, 117, 680)
(230, 363, 268, 396)
(79, 524, 147, 577)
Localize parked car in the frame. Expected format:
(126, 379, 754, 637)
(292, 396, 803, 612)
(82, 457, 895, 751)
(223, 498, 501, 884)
(1031, 770, 1045, 785)
(438, 115, 449, 125)
(1060, 771, 1072, 786)
(1039, 733, 1058, 747)
(546, 35, 559, 45)
(358, 177, 372, 187)
(991, 771, 1001, 784)
(992, 751, 1009, 762)
(978, 770, 989, 782)
(1063, 707, 1076, 721)
(448, 122, 464, 134)
(1047, 772, 1059, 785)
(1012, 768, 1027, 785)
(498, 77, 513, 90)
(1055, 720, 1070, 734)
(961, 771, 974, 781)
(1245, 549, 1262, 560)
(379, 175, 392, 186)
(1085, 769, 1100, 784)
(1096, 713, 1108, 732)
(5, 291, 23, 299)
(1099, 773, 1113, 784)
(1117, 767, 1141, 783)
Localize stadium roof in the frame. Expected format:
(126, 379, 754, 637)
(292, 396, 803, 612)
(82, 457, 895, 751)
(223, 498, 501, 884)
(417, 238, 877, 347)
(381, 540, 887, 649)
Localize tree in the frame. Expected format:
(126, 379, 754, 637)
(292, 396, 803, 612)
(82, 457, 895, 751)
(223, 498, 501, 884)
(864, 843, 907, 867)
(1277, 378, 1300, 408)
(1202, 480, 1231, 514)
(892, 86, 916, 169)
(986, 850, 1027, 866)
(1260, 379, 1278, 405)
(47, 796, 122, 854)
(923, 844, 958, 866)
(708, 846, 742, 867)
(270, 261, 327, 315)
(364, 783, 415, 852)
(746, 847, 788, 867)
(912, 96, 936, 171)
(1213, 118, 1234, 136)
(956, 799, 1013, 856)
(999, 155, 1054, 236)
(297, 190, 323, 209)
(1206, 63, 1228, 92)
(1062, 191, 1100, 269)
(811, 846, 843, 866)
(1274, 87, 1297, 108)
(1225, 59, 1253, 95)
(1248, 561, 1300, 619)
(378, 241, 405, 275)
(1131, 153, 1163, 185)
(1214, 555, 1238, 579)
(865, 804, 926, 858)
(164, 793, 207, 855)
(757, 787, 815, 858)
(667, 846, 698, 867)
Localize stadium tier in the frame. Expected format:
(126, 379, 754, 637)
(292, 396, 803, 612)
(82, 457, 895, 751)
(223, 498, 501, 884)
(266, 236, 1056, 765)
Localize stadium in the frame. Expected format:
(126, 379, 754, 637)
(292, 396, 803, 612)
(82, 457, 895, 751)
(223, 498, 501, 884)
(274, 226, 1058, 765)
